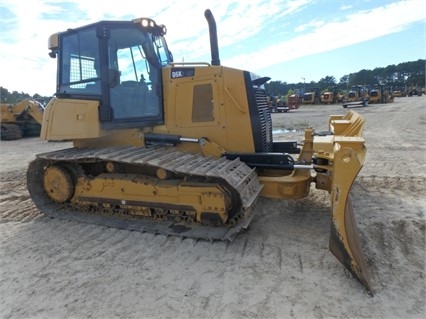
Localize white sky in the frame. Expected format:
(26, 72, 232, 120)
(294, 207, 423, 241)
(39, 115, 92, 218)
(0, 0, 425, 96)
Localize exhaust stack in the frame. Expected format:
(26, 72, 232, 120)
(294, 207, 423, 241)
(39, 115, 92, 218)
(204, 9, 220, 66)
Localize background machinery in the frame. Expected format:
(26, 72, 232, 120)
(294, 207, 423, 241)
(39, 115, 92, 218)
(345, 85, 370, 105)
(346, 85, 362, 102)
(368, 86, 381, 103)
(302, 87, 321, 104)
(321, 87, 338, 104)
(369, 85, 395, 103)
(268, 95, 289, 113)
(26, 10, 372, 293)
(407, 86, 423, 97)
(0, 99, 45, 140)
(320, 91, 334, 104)
(287, 93, 300, 109)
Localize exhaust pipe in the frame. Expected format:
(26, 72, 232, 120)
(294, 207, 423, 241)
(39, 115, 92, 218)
(204, 9, 220, 66)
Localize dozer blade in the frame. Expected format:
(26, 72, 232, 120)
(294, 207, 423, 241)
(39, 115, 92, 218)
(328, 146, 373, 295)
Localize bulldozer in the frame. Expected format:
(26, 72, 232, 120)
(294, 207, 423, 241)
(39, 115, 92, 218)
(0, 99, 45, 140)
(302, 87, 321, 104)
(369, 85, 395, 104)
(346, 85, 362, 103)
(321, 87, 338, 104)
(26, 10, 372, 294)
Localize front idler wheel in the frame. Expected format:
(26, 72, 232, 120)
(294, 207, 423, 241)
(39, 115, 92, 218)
(43, 165, 75, 203)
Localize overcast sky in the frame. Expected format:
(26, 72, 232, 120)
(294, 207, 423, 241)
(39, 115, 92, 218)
(0, 0, 425, 96)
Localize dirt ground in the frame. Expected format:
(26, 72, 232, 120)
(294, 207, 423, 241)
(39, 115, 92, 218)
(0, 96, 425, 319)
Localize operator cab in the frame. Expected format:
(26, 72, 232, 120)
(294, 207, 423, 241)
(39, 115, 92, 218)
(48, 18, 173, 128)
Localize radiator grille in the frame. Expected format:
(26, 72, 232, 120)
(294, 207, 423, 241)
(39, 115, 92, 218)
(254, 88, 273, 152)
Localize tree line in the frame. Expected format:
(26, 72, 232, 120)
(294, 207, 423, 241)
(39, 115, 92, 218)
(264, 59, 425, 97)
(0, 87, 51, 105)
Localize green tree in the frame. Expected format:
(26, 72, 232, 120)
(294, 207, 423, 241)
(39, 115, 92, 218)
(318, 76, 336, 91)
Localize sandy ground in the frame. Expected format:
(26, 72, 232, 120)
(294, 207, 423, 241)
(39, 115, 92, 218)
(0, 96, 425, 319)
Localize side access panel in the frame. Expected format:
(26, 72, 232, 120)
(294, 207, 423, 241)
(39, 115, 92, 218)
(41, 98, 103, 140)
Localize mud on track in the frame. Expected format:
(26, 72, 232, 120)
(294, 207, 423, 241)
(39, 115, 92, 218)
(0, 96, 425, 319)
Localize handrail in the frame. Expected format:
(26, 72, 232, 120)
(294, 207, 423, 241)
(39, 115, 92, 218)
(169, 62, 210, 66)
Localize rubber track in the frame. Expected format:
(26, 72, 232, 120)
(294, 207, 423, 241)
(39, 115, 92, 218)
(27, 146, 263, 241)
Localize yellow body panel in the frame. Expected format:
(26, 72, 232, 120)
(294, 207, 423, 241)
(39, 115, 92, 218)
(41, 98, 104, 140)
(161, 65, 257, 153)
(41, 98, 148, 147)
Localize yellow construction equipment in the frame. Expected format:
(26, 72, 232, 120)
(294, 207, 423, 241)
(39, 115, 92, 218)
(321, 87, 338, 104)
(1, 99, 45, 140)
(26, 9, 372, 294)
(320, 91, 334, 104)
(369, 85, 394, 103)
(302, 87, 321, 104)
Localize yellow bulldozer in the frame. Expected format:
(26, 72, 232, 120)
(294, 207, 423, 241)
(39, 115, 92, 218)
(302, 87, 321, 104)
(26, 10, 372, 294)
(321, 87, 339, 104)
(369, 85, 395, 104)
(1, 99, 45, 140)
